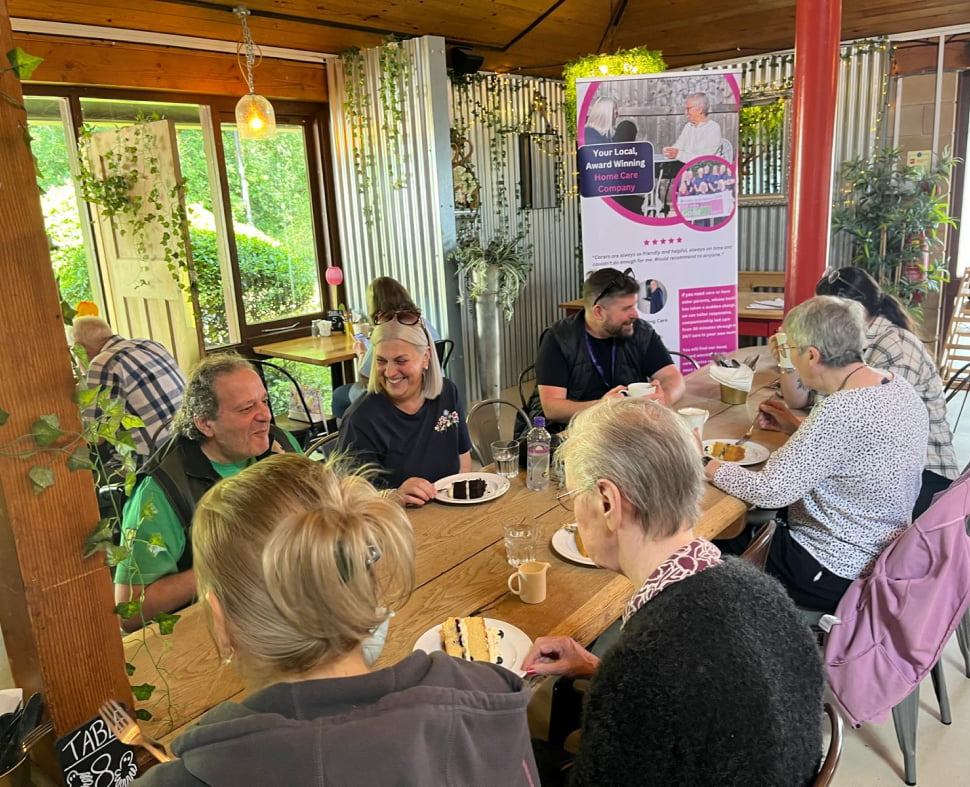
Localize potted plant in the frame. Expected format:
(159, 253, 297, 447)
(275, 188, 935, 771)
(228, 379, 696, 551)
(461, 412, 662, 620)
(831, 147, 957, 320)
(452, 232, 533, 400)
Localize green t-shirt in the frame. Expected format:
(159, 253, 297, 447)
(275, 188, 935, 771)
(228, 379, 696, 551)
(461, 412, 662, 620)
(114, 432, 301, 586)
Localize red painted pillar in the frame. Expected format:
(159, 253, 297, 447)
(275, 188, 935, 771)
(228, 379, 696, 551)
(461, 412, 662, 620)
(784, 0, 842, 310)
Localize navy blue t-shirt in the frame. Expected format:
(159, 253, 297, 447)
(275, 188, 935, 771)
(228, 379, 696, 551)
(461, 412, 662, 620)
(337, 379, 472, 489)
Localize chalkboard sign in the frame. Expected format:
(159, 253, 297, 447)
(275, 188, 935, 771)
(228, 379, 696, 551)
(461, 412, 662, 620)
(56, 715, 138, 787)
(327, 309, 346, 333)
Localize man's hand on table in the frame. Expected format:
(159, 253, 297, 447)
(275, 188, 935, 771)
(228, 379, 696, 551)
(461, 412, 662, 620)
(758, 398, 802, 436)
(523, 636, 601, 679)
(393, 477, 438, 507)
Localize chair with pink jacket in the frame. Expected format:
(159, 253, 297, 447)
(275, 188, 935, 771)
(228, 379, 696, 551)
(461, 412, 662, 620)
(821, 467, 970, 785)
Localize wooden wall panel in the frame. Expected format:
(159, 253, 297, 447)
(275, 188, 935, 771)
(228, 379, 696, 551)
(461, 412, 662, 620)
(0, 0, 131, 740)
(12, 32, 328, 101)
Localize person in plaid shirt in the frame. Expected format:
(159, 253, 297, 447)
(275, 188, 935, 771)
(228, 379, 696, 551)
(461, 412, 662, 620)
(73, 316, 186, 469)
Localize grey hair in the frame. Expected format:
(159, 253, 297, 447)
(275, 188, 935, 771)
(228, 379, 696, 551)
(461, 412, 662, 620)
(585, 94, 618, 137)
(72, 316, 114, 351)
(686, 92, 710, 114)
(367, 318, 442, 399)
(560, 399, 703, 539)
(173, 353, 256, 440)
(783, 295, 866, 369)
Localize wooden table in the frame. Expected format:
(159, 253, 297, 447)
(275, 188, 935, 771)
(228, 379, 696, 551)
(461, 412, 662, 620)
(127, 350, 785, 742)
(737, 290, 784, 337)
(253, 333, 358, 387)
(557, 293, 786, 338)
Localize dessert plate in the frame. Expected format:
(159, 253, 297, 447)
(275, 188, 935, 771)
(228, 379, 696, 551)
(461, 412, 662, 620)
(550, 525, 597, 567)
(434, 472, 510, 504)
(703, 439, 770, 466)
(413, 617, 532, 676)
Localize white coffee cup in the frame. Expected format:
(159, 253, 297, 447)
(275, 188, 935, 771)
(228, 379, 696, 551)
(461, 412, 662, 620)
(678, 407, 710, 434)
(507, 561, 550, 604)
(628, 382, 657, 399)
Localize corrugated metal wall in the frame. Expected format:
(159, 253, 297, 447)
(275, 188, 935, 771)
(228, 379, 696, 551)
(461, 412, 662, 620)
(721, 39, 892, 273)
(327, 36, 468, 394)
(450, 76, 580, 395)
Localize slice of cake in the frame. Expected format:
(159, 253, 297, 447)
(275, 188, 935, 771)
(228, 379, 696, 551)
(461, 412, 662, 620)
(440, 617, 504, 664)
(708, 441, 746, 462)
(574, 529, 588, 557)
(450, 478, 488, 499)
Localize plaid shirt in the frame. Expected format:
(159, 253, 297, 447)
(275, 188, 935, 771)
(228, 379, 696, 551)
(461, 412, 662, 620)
(864, 316, 958, 480)
(83, 335, 186, 464)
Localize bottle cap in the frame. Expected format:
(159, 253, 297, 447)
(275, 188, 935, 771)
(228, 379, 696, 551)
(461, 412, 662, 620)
(533, 416, 546, 428)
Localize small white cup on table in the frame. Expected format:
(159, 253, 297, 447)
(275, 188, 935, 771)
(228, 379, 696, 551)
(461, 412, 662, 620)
(627, 382, 656, 399)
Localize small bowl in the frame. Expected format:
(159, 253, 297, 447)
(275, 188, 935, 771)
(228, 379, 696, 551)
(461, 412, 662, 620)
(719, 384, 748, 405)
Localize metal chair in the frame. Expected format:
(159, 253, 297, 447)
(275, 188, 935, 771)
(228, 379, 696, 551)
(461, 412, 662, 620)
(250, 359, 327, 449)
(739, 519, 777, 571)
(517, 364, 536, 410)
(304, 431, 340, 460)
(466, 398, 530, 467)
(669, 350, 700, 371)
(434, 339, 455, 374)
(814, 703, 844, 787)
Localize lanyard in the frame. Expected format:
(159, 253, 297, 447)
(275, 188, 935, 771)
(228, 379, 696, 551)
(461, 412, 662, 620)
(585, 333, 616, 388)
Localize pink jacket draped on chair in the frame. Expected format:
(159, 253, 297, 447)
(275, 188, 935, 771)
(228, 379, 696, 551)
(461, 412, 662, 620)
(824, 469, 970, 727)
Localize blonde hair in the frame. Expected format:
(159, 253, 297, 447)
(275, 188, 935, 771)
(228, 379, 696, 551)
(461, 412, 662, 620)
(561, 399, 703, 539)
(367, 318, 443, 399)
(193, 453, 415, 684)
(586, 95, 618, 137)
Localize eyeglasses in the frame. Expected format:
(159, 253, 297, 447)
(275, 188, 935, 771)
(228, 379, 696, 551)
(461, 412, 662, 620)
(822, 269, 867, 301)
(556, 488, 581, 512)
(592, 267, 637, 306)
(375, 310, 421, 326)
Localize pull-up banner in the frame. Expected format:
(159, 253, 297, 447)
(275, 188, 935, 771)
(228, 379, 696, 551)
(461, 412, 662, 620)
(577, 70, 742, 369)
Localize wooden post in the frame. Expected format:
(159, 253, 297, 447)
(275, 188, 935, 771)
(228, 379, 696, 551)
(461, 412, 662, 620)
(0, 0, 131, 738)
(784, 0, 842, 309)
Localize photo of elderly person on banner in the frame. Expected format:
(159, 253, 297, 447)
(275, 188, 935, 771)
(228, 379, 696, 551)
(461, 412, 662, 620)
(338, 313, 471, 507)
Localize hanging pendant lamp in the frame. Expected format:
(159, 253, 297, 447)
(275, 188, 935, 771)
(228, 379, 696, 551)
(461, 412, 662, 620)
(233, 6, 277, 140)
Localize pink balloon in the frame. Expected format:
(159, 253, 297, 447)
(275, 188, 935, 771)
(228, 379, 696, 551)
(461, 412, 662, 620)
(325, 266, 344, 286)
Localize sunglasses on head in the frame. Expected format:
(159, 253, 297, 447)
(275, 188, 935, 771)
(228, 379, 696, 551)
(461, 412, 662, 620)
(375, 310, 421, 326)
(823, 269, 867, 301)
(593, 267, 637, 306)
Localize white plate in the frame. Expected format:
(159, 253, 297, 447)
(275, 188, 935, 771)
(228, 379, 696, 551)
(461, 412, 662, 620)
(551, 525, 597, 567)
(703, 439, 770, 466)
(434, 472, 511, 505)
(413, 617, 533, 676)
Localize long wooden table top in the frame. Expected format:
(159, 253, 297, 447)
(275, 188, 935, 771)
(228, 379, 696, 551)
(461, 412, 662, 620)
(128, 349, 785, 742)
(253, 333, 358, 367)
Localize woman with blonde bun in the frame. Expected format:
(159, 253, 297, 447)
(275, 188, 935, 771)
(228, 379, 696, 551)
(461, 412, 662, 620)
(136, 453, 538, 786)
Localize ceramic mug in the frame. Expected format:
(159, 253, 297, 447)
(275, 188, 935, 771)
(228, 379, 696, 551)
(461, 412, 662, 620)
(627, 382, 657, 398)
(507, 561, 550, 604)
(678, 407, 710, 434)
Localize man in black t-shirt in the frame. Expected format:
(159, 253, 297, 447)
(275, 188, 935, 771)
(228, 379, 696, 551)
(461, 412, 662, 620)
(527, 268, 685, 432)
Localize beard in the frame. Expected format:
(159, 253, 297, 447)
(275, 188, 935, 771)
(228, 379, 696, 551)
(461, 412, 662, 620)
(606, 320, 635, 339)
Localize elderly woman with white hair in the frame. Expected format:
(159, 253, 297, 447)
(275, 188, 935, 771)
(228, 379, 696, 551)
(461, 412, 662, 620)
(707, 296, 928, 612)
(523, 399, 823, 785)
(337, 313, 471, 506)
(136, 453, 539, 785)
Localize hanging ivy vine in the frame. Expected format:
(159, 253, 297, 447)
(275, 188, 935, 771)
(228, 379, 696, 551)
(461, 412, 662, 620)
(341, 47, 377, 225)
(378, 36, 412, 190)
(76, 114, 193, 292)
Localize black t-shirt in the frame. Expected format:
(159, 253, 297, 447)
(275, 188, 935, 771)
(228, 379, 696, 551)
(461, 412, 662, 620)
(535, 322, 673, 400)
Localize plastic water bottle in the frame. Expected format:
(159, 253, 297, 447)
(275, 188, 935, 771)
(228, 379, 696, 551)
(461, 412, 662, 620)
(526, 417, 552, 492)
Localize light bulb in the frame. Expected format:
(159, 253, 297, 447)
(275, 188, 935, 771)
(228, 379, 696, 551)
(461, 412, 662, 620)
(235, 93, 277, 140)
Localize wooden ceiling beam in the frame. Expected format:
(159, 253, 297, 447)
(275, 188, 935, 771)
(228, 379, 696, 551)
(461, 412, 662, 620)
(13, 32, 328, 101)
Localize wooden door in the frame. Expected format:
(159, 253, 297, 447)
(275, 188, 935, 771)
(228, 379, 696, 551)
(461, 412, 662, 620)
(85, 119, 203, 370)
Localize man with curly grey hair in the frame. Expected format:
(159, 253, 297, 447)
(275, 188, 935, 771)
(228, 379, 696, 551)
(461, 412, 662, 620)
(114, 353, 299, 631)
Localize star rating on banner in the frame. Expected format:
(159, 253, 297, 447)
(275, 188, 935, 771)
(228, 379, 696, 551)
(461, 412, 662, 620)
(643, 237, 684, 246)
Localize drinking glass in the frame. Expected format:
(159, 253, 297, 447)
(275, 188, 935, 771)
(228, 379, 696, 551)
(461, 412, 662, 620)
(491, 440, 520, 478)
(503, 523, 538, 567)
